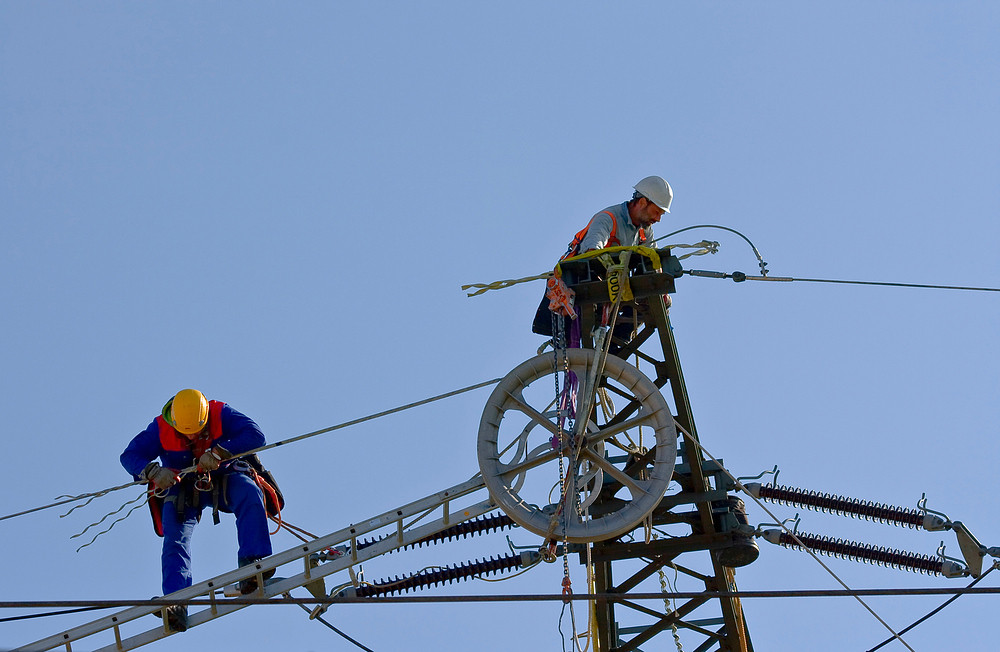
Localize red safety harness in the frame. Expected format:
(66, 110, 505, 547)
(563, 210, 646, 259)
(146, 402, 283, 536)
(157, 400, 226, 458)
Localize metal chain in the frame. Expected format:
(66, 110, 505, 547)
(652, 533, 684, 651)
(551, 313, 574, 601)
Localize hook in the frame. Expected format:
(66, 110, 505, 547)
(194, 473, 213, 493)
(757, 512, 800, 534)
(736, 465, 779, 485)
(917, 492, 952, 525)
(936, 541, 966, 567)
(506, 535, 540, 553)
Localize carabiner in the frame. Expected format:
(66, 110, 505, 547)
(195, 473, 213, 492)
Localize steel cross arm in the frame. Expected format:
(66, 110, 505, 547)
(593, 550, 733, 652)
(619, 597, 722, 640)
(613, 595, 711, 652)
(611, 553, 683, 594)
(671, 616, 727, 641)
(691, 628, 731, 652)
(591, 533, 734, 564)
(15, 475, 493, 652)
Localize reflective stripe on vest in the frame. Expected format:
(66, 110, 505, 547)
(563, 210, 646, 259)
(156, 400, 225, 456)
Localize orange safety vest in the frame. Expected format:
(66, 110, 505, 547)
(563, 209, 646, 259)
(147, 401, 283, 535)
(147, 401, 225, 537)
(156, 400, 225, 459)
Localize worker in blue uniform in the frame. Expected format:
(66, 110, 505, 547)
(121, 389, 273, 632)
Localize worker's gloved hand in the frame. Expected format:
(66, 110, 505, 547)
(141, 462, 179, 491)
(198, 450, 220, 472)
(197, 446, 231, 472)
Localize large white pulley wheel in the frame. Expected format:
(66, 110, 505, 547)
(478, 348, 677, 543)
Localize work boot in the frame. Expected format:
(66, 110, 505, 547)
(237, 556, 275, 595)
(166, 605, 188, 632)
(152, 603, 188, 633)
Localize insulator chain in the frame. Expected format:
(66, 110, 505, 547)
(355, 512, 517, 554)
(772, 530, 944, 575)
(354, 553, 527, 597)
(751, 483, 925, 528)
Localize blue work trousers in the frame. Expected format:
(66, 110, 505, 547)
(160, 471, 272, 595)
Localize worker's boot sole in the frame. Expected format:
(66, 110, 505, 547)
(237, 567, 276, 595)
(151, 604, 188, 632)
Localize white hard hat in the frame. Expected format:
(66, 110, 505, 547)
(633, 176, 673, 213)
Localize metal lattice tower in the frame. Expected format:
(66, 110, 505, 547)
(572, 251, 754, 652)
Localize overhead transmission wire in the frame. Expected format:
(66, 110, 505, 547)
(8, 584, 1000, 627)
(293, 603, 375, 652)
(668, 419, 915, 652)
(654, 224, 769, 275)
(0, 479, 147, 524)
(866, 561, 999, 652)
(684, 269, 1000, 293)
(0, 606, 109, 623)
(11, 586, 1000, 612)
(0, 377, 503, 525)
(655, 224, 1000, 293)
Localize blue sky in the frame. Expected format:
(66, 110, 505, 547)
(2, 3, 998, 651)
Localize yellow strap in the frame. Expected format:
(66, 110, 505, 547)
(461, 272, 552, 296)
(598, 253, 633, 302)
(462, 246, 661, 298)
(556, 245, 661, 278)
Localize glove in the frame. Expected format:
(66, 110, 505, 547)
(198, 446, 231, 472)
(141, 462, 179, 491)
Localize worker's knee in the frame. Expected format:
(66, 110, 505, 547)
(223, 471, 266, 515)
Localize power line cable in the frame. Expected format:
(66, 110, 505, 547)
(685, 269, 1000, 293)
(294, 603, 375, 652)
(243, 376, 502, 458)
(0, 377, 502, 524)
(0, 479, 144, 524)
(654, 224, 770, 276)
(313, 614, 376, 652)
(9, 586, 1000, 611)
(866, 562, 999, 652)
(669, 419, 915, 651)
(0, 606, 109, 623)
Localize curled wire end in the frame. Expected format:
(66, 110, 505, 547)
(755, 512, 801, 534)
(69, 492, 147, 540)
(736, 465, 779, 485)
(74, 499, 149, 552)
(59, 494, 99, 519)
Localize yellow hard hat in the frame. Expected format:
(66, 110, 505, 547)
(169, 389, 210, 435)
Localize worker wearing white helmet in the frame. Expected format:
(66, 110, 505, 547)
(564, 175, 673, 258)
(532, 176, 673, 336)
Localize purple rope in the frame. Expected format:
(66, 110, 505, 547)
(568, 307, 582, 348)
